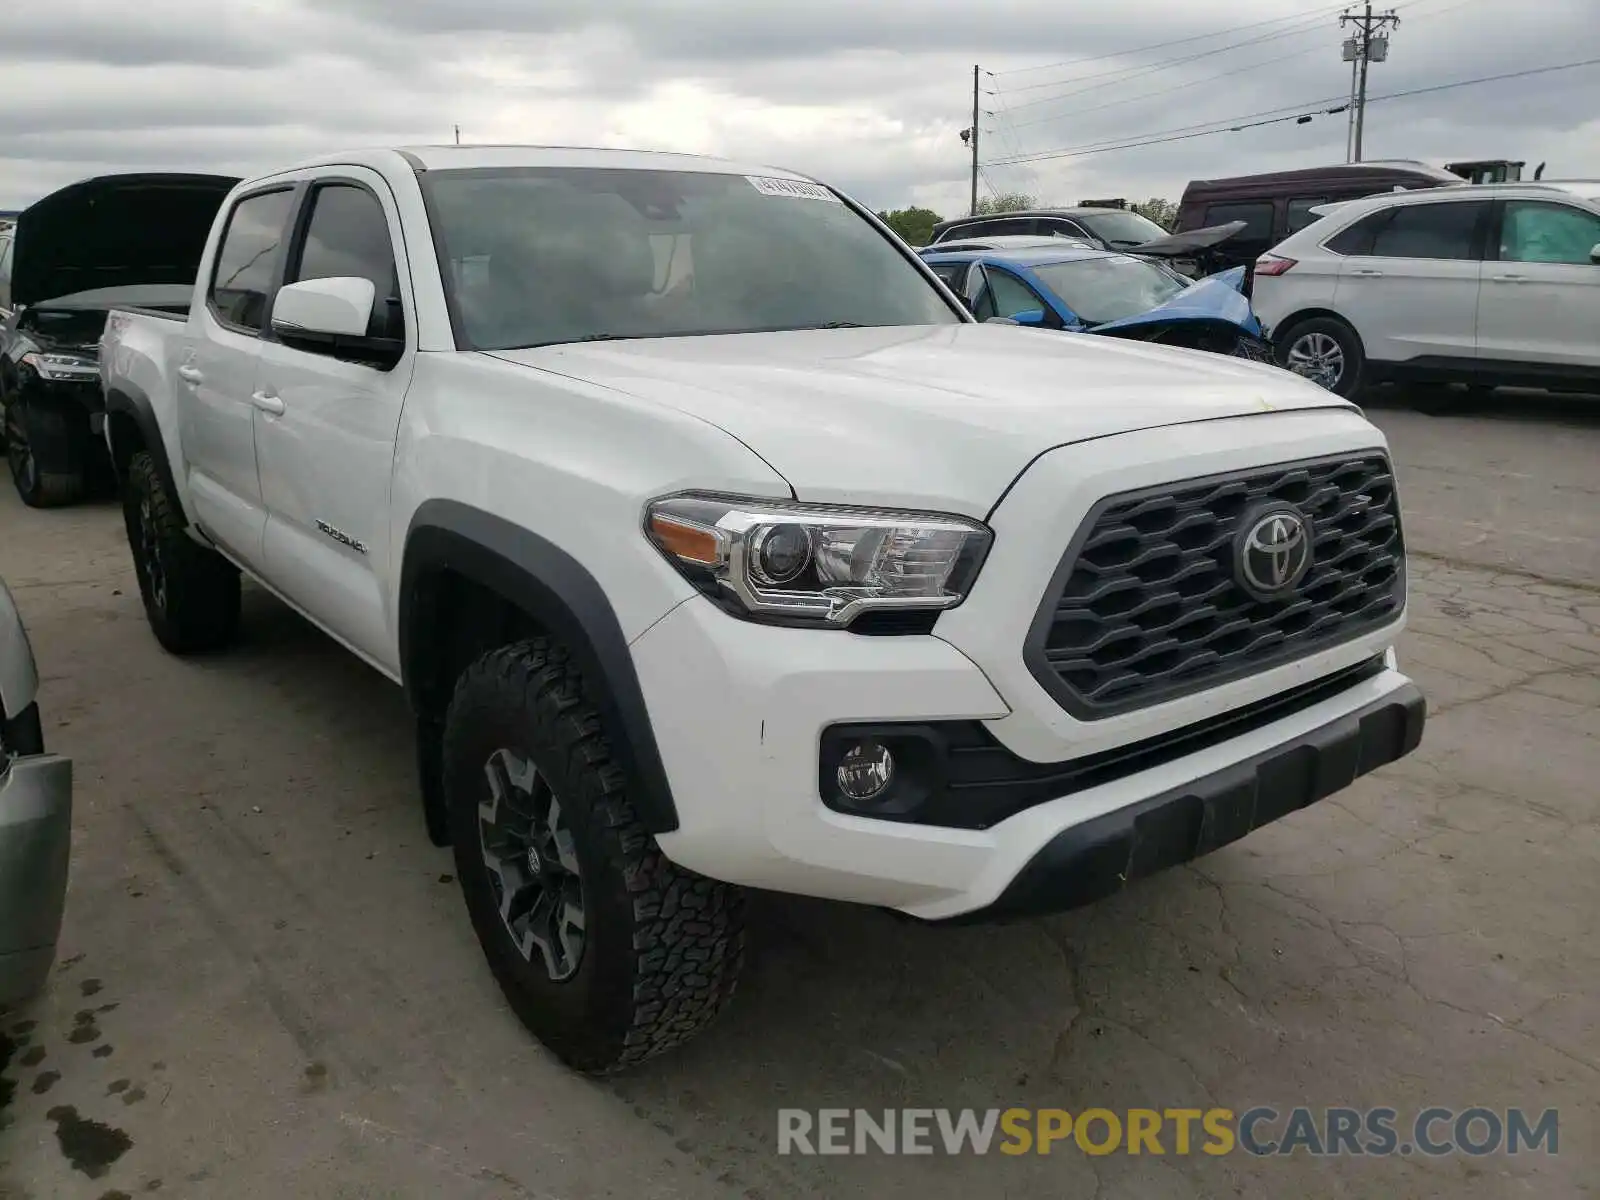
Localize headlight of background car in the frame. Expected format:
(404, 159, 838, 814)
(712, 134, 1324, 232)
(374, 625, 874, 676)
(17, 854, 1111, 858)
(645, 494, 992, 628)
(20, 352, 100, 383)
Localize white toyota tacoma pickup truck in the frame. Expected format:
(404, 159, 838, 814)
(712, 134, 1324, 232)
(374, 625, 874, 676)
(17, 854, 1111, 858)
(99, 145, 1425, 1073)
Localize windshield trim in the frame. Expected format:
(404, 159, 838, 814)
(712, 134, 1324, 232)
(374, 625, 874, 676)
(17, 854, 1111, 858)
(415, 165, 972, 353)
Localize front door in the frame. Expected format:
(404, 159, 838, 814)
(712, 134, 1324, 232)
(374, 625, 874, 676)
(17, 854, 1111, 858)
(1476, 198, 1600, 373)
(179, 186, 298, 567)
(252, 172, 416, 673)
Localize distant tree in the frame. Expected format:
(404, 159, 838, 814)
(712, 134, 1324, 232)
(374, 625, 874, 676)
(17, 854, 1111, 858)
(974, 192, 1037, 215)
(1130, 198, 1178, 231)
(876, 206, 943, 246)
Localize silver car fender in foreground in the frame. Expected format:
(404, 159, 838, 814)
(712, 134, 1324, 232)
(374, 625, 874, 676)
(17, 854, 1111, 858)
(0, 576, 72, 1007)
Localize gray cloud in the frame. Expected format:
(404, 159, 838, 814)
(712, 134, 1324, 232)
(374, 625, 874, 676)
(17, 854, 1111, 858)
(1, 0, 1595, 216)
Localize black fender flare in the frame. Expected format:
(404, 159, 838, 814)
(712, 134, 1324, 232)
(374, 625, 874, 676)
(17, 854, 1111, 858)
(399, 499, 680, 834)
(104, 383, 184, 516)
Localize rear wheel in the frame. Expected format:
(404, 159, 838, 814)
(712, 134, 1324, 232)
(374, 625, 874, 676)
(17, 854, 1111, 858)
(1276, 317, 1365, 398)
(5, 397, 87, 508)
(443, 638, 745, 1074)
(123, 450, 242, 653)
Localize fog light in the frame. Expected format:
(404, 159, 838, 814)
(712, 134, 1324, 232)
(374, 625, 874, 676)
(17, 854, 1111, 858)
(836, 740, 894, 803)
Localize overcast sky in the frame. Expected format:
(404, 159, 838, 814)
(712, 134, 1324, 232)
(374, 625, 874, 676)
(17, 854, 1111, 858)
(1, 0, 1596, 214)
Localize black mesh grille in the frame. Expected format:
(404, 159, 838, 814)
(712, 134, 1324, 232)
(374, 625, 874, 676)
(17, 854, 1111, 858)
(1027, 454, 1404, 718)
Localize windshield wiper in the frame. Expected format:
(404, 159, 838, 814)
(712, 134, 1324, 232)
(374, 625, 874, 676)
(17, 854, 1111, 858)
(810, 320, 865, 329)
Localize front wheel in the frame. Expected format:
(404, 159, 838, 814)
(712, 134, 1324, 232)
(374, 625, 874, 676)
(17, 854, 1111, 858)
(1276, 317, 1366, 398)
(443, 638, 745, 1074)
(5, 397, 86, 508)
(123, 450, 242, 653)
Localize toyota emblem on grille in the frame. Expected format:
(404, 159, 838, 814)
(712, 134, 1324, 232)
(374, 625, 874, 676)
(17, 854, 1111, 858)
(1235, 504, 1314, 601)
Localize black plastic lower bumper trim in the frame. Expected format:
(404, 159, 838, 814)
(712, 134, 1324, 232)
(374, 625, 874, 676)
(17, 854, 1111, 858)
(933, 682, 1426, 924)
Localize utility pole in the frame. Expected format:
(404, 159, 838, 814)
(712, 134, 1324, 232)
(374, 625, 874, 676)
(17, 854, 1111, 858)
(454, 124, 461, 145)
(969, 65, 980, 216)
(1340, 2, 1399, 162)
(1343, 40, 1360, 160)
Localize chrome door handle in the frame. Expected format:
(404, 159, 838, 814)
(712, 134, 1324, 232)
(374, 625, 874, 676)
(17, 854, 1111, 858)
(250, 390, 285, 416)
(1491, 273, 1527, 282)
(1351, 268, 1385, 277)
(176, 364, 203, 384)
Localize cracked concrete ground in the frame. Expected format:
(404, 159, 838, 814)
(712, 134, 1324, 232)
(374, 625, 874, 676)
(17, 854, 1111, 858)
(0, 390, 1595, 1199)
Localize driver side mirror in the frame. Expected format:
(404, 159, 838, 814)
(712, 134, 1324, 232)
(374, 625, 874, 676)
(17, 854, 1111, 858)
(1591, 243, 1600, 264)
(271, 276, 403, 368)
(1007, 308, 1047, 327)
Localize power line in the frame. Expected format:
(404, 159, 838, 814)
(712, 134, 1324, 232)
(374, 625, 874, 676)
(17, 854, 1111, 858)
(1000, 12, 1339, 105)
(995, 0, 1490, 129)
(1371, 55, 1600, 104)
(990, 4, 1349, 79)
(985, 56, 1600, 167)
(983, 79, 1045, 194)
(1003, 43, 1330, 130)
(989, 101, 1350, 167)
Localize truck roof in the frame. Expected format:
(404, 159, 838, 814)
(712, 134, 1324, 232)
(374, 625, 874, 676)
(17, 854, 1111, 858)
(279, 145, 821, 182)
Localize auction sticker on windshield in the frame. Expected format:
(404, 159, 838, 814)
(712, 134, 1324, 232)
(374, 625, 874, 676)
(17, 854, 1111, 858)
(746, 176, 841, 202)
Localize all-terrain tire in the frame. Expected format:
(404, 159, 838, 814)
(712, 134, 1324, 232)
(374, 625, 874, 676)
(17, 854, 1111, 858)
(1275, 315, 1367, 399)
(5, 397, 86, 508)
(443, 638, 746, 1074)
(123, 450, 242, 653)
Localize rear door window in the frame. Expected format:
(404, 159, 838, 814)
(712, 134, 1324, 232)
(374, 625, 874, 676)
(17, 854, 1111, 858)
(1286, 198, 1329, 233)
(963, 218, 1034, 238)
(1368, 200, 1489, 260)
(209, 189, 297, 333)
(1202, 201, 1276, 241)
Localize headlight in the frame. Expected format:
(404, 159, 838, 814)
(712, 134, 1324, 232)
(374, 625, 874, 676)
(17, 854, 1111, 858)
(21, 352, 100, 382)
(645, 493, 992, 628)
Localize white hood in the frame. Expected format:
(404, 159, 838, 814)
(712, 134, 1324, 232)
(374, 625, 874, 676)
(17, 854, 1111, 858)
(488, 324, 1353, 517)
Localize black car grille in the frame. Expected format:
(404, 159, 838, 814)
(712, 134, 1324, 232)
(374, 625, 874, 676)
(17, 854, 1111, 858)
(1026, 454, 1405, 719)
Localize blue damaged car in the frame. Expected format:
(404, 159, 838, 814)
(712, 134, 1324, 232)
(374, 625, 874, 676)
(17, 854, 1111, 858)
(917, 242, 1275, 362)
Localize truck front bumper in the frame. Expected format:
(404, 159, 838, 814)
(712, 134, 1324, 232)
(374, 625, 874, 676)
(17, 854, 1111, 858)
(0, 750, 73, 1006)
(943, 681, 1423, 922)
(635, 596, 1423, 921)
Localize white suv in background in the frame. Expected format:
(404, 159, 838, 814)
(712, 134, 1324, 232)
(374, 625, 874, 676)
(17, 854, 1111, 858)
(1251, 183, 1600, 404)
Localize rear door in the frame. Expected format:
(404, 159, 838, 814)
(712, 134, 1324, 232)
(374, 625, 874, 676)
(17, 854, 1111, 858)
(1330, 197, 1491, 367)
(252, 170, 417, 672)
(1476, 198, 1600, 373)
(180, 185, 298, 566)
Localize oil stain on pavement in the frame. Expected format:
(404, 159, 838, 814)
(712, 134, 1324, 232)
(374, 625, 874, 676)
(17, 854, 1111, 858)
(45, 1104, 134, 1180)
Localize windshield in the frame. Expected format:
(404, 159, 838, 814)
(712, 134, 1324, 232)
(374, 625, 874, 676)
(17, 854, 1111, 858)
(1030, 256, 1188, 325)
(422, 167, 962, 351)
(1073, 210, 1170, 247)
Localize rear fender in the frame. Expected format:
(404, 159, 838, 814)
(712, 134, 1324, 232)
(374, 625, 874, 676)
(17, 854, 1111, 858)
(103, 379, 192, 525)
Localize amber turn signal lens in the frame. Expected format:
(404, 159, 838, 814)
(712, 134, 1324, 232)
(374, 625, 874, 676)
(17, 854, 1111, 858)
(648, 513, 723, 565)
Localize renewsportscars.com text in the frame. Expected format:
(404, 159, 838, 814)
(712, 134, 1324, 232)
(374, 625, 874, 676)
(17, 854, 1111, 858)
(777, 1107, 1559, 1157)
